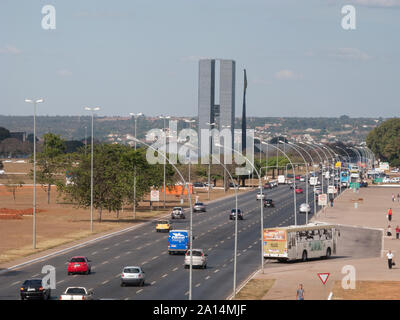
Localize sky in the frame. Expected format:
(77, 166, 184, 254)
(0, 0, 399, 118)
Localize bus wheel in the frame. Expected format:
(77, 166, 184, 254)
(301, 251, 308, 262)
(326, 248, 331, 259)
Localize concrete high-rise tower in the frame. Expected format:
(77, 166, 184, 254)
(198, 59, 235, 149)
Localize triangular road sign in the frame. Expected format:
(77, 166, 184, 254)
(317, 273, 330, 285)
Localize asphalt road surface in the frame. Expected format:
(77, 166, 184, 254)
(0, 180, 326, 300)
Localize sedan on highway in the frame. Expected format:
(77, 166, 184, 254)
(184, 249, 208, 269)
(229, 209, 243, 220)
(256, 192, 265, 200)
(20, 279, 51, 300)
(67, 256, 92, 275)
(156, 220, 171, 232)
(299, 203, 311, 213)
(171, 207, 185, 219)
(120, 266, 145, 287)
(264, 199, 275, 208)
(295, 187, 304, 194)
(194, 202, 206, 212)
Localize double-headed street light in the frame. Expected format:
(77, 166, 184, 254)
(130, 112, 144, 219)
(85, 107, 100, 233)
(25, 98, 44, 249)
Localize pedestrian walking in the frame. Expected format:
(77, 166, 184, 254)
(396, 226, 400, 239)
(387, 250, 394, 269)
(392, 194, 395, 202)
(397, 193, 400, 203)
(388, 208, 393, 222)
(330, 198, 334, 207)
(296, 284, 305, 300)
(387, 225, 392, 237)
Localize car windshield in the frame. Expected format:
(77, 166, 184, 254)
(231, 209, 241, 213)
(123, 267, 141, 274)
(173, 207, 182, 211)
(23, 279, 42, 286)
(70, 257, 86, 263)
(157, 221, 168, 224)
(187, 250, 203, 256)
(195, 203, 203, 206)
(66, 288, 86, 295)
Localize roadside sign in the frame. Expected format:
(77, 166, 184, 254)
(318, 194, 327, 206)
(317, 273, 330, 285)
(150, 190, 159, 202)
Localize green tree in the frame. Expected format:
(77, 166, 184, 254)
(31, 133, 66, 204)
(0, 127, 10, 142)
(366, 118, 400, 166)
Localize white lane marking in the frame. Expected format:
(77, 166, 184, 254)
(195, 283, 201, 287)
(151, 281, 156, 285)
(114, 256, 120, 259)
(151, 256, 159, 260)
(162, 274, 168, 278)
(114, 243, 120, 247)
(115, 274, 121, 278)
(214, 269, 220, 273)
(102, 280, 109, 285)
(185, 291, 189, 295)
(57, 280, 65, 284)
(172, 267, 178, 271)
(125, 251, 132, 255)
(92, 251, 98, 255)
(104, 247, 109, 251)
(205, 276, 210, 280)
(136, 289, 143, 294)
(102, 261, 109, 265)
(142, 261, 148, 265)
(328, 292, 333, 300)
(10, 281, 20, 286)
(32, 273, 39, 277)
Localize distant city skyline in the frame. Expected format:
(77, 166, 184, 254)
(0, 0, 399, 118)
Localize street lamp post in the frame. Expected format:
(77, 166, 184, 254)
(85, 107, 100, 233)
(159, 115, 170, 208)
(206, 122, 216, 200)
(130, 112, 143, 219)
(25, 98, 44, 249)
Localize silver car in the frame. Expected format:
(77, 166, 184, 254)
(171, 207, 185, 219)
(194, 202, 206, 212)
(184, 249, 208, 269)
(120, 266, 145, 286)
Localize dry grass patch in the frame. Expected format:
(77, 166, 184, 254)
(332, 280, 400, 300)
(234, 279, 275, 300)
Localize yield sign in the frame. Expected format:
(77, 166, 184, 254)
(317, 273, 330, 285)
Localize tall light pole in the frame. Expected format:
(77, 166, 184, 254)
(85, 107, 100, 233)
(130, 112, 143, 219)
(184, 119, 196, 191)
(25, 98, 44, 249)
(206, 122, 216, 200)
(159, 115, 170, 208)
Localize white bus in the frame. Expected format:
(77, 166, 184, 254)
(263, 223, 340, 262)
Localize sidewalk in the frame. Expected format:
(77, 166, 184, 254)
(256, 186, 400, 300)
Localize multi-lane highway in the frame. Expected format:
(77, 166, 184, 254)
(0, 180, 318, 300)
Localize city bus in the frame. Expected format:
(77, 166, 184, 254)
(263, 223, 339, 262)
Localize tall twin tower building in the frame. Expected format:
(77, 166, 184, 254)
(197, 59, 236, 149)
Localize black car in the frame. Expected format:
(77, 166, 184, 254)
(360, 181, 368, 188)
(229, 209, 243, 220)
(20, 279, 51, 300)
(193, 182, 205, 187)
(264, 199, 275, 208)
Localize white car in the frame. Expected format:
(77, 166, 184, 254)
(256, 193, 265, 200)
(60, 287, 94, 300)
(0, 169, 4, 175)
(184, 249, 208, 269)
(120, 266, 145, 286)
(299, 203, 311, 213)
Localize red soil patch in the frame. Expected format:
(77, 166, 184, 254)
(0, 207, 46, 219)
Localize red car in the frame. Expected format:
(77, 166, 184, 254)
(67, 256, 92, 275)
(295, 187, 304, 194)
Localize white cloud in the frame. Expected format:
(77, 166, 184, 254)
(274, 69, 303, 80)
(329, 48, 372, 61)
(57, 69, 73, 77)
(0, 44, 22, 55)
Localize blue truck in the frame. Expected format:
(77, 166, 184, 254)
(168, 230, 189, 255)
